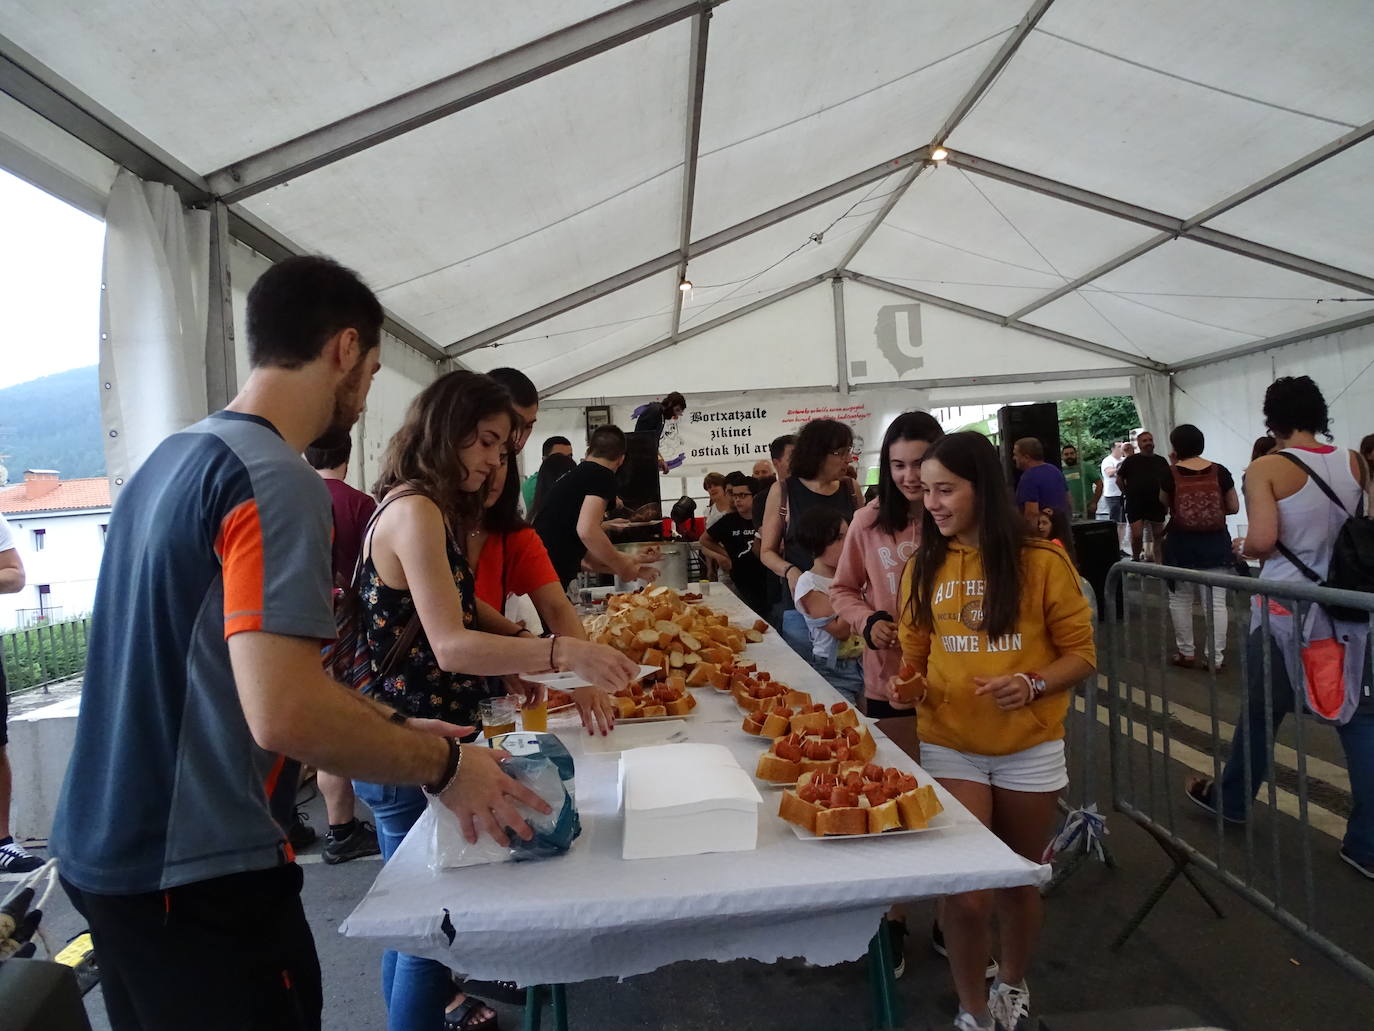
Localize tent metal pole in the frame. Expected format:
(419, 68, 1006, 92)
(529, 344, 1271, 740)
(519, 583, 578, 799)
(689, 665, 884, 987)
(0, 32, 454, 368)
(832, 276, 850, 395)
(835, 0, 1055, 273)
(670, 10, 712, 341)
(1170, 308, 1374, 374)
(206, 0, 716, 202)
(205, 202, 238, 410)
(540, 365, 1139, 408)
(1003, 232, 1173, 323)
(843, 271, 1167, 372)
(539, 276, 826, 398)
(449, 147, 931, 355)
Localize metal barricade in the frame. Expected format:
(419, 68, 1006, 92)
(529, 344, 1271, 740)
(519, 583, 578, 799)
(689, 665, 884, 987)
(1103, 560, 1374, 988)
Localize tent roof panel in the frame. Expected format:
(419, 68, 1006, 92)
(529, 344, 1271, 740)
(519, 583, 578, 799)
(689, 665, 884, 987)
(679, 179, 899, 329)
(0, 0, 626, 173)
(1205, 139, 1374, 279)
(1035, 0, 1374, 128)
(467, 270, 678, 389)
(949, 30, 1349, 216)
(238, 25, 688, 344)
(846, 163, 1162, 314)
(690, 0, 1020, 238)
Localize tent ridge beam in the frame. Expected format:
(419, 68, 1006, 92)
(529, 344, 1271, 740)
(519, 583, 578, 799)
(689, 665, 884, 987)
(539, 275, 827, 398)
(1171, 308, 1374, 374)
(670, 10, 712, 340)
(450, 146, 931, 354)
(953, 130, 1374, 322)
(207, 0, 715, 202)
(834, 0, 1055, 274)
(843, 271, 1167, 372)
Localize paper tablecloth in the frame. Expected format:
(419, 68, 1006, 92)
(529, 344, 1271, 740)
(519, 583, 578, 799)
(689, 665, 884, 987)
(340, 586, 1048, 985)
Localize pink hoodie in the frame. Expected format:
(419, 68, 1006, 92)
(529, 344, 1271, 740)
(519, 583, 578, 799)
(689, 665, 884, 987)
(830, 500, 920, 701)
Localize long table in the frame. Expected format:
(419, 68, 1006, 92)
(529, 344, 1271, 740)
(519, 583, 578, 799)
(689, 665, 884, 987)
(340, 585, 1047, 1028)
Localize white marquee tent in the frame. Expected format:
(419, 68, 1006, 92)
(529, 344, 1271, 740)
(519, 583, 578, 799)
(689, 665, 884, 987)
(1, 0, 1371, 492)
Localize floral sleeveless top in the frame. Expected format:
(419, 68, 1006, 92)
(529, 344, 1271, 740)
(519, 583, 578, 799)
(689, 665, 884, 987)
(360, 528, 491, 725)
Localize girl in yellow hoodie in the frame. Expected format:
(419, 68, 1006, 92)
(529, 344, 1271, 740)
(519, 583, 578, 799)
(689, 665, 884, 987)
(896, 432, 1095, 1031)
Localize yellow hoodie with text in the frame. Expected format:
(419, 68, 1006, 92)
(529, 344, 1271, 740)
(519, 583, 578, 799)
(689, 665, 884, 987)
(897, 539, 1096, 757)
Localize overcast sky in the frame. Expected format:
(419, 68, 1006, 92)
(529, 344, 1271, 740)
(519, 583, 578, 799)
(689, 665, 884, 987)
(0, 168, 105, 391)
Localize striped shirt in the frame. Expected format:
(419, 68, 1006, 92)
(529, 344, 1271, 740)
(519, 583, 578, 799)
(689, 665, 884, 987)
(51, 412, 335, 894)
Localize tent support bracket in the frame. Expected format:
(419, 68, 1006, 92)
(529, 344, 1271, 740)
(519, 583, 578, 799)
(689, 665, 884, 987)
(832, 276, 850, 395)
(670, 9, 712, 340)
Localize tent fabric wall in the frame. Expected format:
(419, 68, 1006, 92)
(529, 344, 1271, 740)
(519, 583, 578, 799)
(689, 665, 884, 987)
(1131, 372, 1172, 444)
(1171, 322, 1374, 505)
(98, 170, 210, 494)
(4, 1, 1373, 452)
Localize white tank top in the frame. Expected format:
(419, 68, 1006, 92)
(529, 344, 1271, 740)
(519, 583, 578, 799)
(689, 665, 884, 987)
(1264, 447, 1363, 586)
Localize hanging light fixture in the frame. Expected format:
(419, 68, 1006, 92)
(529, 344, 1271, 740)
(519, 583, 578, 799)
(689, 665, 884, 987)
(679, 279, 693, 292)
(931, 146, 949, 162)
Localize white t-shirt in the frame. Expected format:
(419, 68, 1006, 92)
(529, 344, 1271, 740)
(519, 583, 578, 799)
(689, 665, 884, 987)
(1100, 455, 1123, 499)
(793, 569, 840, 666)
(0, 513, 14, 554)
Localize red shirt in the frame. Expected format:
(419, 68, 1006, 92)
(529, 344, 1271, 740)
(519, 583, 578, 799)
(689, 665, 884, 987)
(475, 528, 560, 610)
(322, 477, 377, 584)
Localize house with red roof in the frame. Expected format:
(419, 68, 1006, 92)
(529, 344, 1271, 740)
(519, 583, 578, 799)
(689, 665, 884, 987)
(0, 470, 112, 629)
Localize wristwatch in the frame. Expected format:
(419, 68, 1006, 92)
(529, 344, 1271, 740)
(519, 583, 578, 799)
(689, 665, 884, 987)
(1018, 672, 1048, 702)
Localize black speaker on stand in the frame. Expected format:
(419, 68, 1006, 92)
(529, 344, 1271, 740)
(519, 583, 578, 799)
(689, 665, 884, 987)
(998, 402, 1061, 490)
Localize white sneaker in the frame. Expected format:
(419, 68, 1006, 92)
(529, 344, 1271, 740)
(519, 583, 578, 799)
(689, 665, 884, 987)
(989, 980, 1031, 1031)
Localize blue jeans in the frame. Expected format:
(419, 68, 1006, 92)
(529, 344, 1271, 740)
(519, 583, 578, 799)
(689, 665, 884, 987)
(353, 781, 455, 1031)
(816, 656, 865, 705)
(1218, 628, 1374, 864)
(781, 608, 812, 660)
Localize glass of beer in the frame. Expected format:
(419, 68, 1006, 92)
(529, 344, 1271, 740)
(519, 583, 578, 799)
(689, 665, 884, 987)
(479, 697, 518, 741)
(521, 698, 549, 733)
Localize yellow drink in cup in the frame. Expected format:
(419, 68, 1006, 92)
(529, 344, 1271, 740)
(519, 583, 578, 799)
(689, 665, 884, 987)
(522, 702, 549, 733)
(479, 697, 518, 740)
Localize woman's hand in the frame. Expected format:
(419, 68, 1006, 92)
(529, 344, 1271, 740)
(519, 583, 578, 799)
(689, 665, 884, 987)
(879, 676, 916, 709)
(974, 674, 1031, 711)
(560, 638, 640, 692)
(869, 618, 898, 649)
(405, 718, 477, 739)
(572, 685, 617, 737)
(503, 675, 546, 709)
(888, 663, 927, 705)
(441, 745, 553, 846)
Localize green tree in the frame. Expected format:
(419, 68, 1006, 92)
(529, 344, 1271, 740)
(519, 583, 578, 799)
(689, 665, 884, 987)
(1058, 396, 1139, 466)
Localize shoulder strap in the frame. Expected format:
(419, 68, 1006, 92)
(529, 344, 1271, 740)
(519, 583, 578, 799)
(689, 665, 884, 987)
(1277, 452, 1352, 517)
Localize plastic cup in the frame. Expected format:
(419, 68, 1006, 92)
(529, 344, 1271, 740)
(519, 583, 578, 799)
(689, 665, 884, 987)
(479, 696, 518, 740)
(522, 700, 549, 733)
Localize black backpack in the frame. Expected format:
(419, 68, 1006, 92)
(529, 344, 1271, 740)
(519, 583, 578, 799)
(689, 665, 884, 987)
(1275, 453, 1374, 621)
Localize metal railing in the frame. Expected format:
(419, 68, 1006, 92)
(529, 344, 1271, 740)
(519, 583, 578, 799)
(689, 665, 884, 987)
(12, 605, 64, 627)
(1103, 560, 1374, 988)
(1, 615, 92, 693)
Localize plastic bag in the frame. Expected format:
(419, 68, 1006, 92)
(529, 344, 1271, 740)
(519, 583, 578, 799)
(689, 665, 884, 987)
(425, 735, 581, 871)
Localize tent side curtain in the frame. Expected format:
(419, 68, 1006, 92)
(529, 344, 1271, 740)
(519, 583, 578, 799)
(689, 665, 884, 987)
(99, 169, 210, 494)
(1171, 321, 1374, 508)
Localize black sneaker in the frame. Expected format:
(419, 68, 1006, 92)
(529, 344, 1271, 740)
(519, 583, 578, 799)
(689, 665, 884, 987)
(0, 839, 44, 873)
(323, 820, 381, 865)
(887, 918, 908, 979)
(288, 811, 318, 851)
(931, 922, 999, 980)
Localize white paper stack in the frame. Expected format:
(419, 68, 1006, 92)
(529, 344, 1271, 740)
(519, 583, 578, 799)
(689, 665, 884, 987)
(619, 743, 763, 860)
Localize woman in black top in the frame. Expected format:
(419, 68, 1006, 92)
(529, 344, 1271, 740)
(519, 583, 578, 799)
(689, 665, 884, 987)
(760, 418, 862, 656)
(356, 371, 637, 1031)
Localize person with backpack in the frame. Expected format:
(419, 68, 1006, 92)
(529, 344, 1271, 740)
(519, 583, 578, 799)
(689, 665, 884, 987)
(1185, 376, 1374, 880)
(1162, 424, 1239, 672)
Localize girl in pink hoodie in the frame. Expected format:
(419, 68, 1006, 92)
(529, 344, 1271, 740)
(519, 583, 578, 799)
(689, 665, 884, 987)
(832, 411, 944, 717)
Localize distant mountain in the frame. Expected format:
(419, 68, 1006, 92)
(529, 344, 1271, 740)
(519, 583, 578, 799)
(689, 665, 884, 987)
(0, 366, 106, 482)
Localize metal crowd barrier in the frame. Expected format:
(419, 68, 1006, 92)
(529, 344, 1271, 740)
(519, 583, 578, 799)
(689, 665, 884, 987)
(1103, 560, 1374, 989)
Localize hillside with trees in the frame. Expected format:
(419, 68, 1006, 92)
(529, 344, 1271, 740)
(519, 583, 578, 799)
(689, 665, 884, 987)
(0, 366, 105, 482)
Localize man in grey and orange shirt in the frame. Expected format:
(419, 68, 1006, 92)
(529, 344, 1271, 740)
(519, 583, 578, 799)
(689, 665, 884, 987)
(51, 256, 548, 1031)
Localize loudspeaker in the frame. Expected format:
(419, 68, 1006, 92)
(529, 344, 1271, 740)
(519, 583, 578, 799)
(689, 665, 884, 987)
(618, 430, 663, 520)
(1071, 518, 1123, 621)
(999, 402, 1061, 488)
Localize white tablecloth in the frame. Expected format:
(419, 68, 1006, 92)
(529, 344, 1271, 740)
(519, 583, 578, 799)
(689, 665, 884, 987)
(340, 586, 1048, 984)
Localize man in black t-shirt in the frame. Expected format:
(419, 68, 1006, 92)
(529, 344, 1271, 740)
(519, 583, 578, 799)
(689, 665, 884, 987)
(699, 472, 768, 614)
(533, 425, 658, 587)
(1117, 430, 1172, 561)
(633, 391, 686, 474)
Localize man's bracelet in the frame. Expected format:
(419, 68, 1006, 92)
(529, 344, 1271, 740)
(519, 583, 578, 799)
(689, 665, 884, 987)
(862, 610, 894, 649)
(423, 738, 463, 796)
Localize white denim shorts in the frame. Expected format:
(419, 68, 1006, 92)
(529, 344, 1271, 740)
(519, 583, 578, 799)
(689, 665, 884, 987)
(919, 738, 1068, 793)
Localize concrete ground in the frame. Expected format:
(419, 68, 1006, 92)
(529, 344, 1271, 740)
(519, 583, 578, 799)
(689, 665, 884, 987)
(7, 587, 1374, 1030)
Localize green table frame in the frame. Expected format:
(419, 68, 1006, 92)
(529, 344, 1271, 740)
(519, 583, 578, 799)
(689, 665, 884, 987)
(520, 917, 901, 1031)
